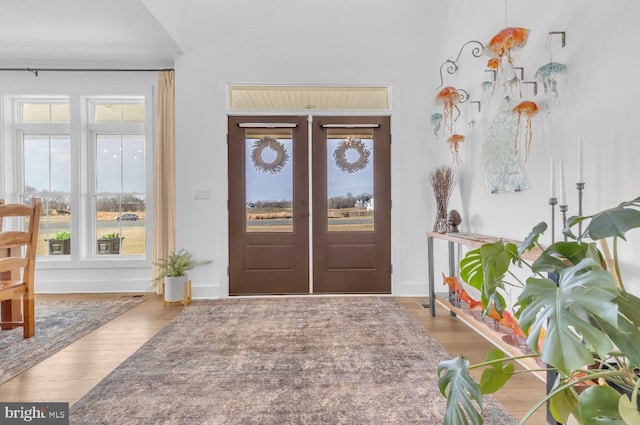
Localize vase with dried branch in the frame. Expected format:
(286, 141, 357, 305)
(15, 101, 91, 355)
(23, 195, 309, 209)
(430, 165, 456, 233)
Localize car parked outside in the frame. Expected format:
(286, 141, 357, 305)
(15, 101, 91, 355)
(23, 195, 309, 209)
(116, 213, 140, 221)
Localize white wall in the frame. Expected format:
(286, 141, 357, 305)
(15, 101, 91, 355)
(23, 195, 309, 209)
(429, 0, 640, 295)
(173, 0, 639, 298)
(174, 1, 445, 297)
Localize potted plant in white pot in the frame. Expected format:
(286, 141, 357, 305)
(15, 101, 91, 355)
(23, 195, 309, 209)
(437, 196, 640, 424)
(152, 249, 212, 304)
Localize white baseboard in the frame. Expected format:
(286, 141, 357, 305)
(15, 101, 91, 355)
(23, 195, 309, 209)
(34, 279, 429, 298)
(35, 279, 152, 294)
(393, 280, 429, 297)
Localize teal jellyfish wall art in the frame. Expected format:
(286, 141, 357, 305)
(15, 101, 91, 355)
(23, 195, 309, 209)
(534, 62, 568, 112)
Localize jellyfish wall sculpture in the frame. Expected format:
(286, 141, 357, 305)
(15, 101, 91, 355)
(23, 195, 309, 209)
(534, 62, 568, 112)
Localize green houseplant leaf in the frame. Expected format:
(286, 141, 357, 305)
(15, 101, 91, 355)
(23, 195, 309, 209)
(517, 258, 620, 374)
(619, 394, 640, 425)
(578, 386, 626, 424)
(478, 349, 514, 394)
(518, 222, 547, 257)
(549, 385, 580, 425)
(437, 356, 483, 425)
(152, 249, 212, 287)
(459, 241, 517, 313)
(459, 248, 483, 290)
(53, 231, 71, 240)
(566, 196, 640, 241)
(530, 241, 592, 274)
(437, 196, 640, 424)
(594, 291, 640, 374)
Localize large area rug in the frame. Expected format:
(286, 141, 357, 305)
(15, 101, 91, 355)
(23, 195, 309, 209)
(0, 297, 144, 384)
(70, 297, 516, 424)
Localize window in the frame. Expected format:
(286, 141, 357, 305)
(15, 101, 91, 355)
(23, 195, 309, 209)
(12, 96, 149, 259)
(22, 102, 70, 123)
(17, 100, 72, 256)
(94, 102, 144, 123)
(90, 98, 147, 257)
(228, 85, 391, 112)
(94, 134, 146, 255)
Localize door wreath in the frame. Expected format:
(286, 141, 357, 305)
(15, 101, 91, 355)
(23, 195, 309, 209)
(251, 136, 289, 174)
(333, 137, 371, 174)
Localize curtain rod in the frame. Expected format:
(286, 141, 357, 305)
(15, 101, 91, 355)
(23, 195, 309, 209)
(0, 67, 174, 77)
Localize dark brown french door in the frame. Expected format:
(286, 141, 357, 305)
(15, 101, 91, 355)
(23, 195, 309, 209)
(311, 116, 391, 293)
(228, 116, 309, 295)
(228, 115, 390, 295)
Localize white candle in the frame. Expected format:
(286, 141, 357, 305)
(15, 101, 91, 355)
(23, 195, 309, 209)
(559, 159, 567, 205)
(577, 137, 584, 183)
(549, 156, 556, 198)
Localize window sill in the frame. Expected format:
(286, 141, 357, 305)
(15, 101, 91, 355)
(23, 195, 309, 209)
(36, 256, 149, 270)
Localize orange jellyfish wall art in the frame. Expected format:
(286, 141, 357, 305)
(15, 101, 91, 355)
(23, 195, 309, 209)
(513, 100, 539, 160)
(435, 86, 461, 138)
(485, 27, 530, 87)
(485, 27, 530, 66)
(447, 134, 465, 164)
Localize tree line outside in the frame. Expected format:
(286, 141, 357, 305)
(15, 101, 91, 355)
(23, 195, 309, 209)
(248, 192, 372, 210)
(24, 186, 146, 213)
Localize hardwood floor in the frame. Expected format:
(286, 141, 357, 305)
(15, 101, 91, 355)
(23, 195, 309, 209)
(0, 294, 546, 423)
(397, 297, 547, 424)
(0, 293, 182, 404)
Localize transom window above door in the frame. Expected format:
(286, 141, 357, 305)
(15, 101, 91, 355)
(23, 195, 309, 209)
(227, 85, 390, 112)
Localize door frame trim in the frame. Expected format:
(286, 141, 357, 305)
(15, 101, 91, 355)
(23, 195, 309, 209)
(307, 115, 314, 293)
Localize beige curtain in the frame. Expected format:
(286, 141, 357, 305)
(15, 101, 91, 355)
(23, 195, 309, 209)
(152, 70, 176, 294)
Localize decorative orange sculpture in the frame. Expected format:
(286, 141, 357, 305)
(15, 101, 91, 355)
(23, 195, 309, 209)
(486, 58, 501, 70)
(442, 274, 482, 310)
(512, 100, 539, 159)
(537, 327, 546, 353)
(435, 86, 461, 137)
(485, 27, 530, 65)
(485, 306, 526, 338)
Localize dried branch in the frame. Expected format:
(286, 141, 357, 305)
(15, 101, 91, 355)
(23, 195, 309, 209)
(430, 165, 457, 232)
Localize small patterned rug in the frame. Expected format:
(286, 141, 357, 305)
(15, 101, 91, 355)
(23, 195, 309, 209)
(70, 297, 516, 424)
(0, 297, 144, 384)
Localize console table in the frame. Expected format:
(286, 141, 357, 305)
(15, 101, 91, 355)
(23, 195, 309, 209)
(426, 231, 545, 381)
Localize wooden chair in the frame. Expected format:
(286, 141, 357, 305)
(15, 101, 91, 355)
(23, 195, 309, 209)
(0, 198, 41, 338)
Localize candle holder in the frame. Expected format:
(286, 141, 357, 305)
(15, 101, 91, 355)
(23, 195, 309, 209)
(559, 204, 568, 241)
(549, 197, 558, 243)
(576, 182, 585, 236)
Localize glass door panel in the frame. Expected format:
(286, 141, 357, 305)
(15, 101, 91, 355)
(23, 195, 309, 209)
(244, 129, 294, 233)
(326, 129, 374, 232)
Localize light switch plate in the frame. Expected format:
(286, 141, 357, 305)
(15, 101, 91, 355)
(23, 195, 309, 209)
(193, 187, 209, 200)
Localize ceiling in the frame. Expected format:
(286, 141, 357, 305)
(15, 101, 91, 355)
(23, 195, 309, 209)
(0, 0, 181, 68)
(0, 1, 396, 110)
(0, 0, 417, 69)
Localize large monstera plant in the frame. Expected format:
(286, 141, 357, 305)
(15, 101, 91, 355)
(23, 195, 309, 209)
(437, 196, 640, 425)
